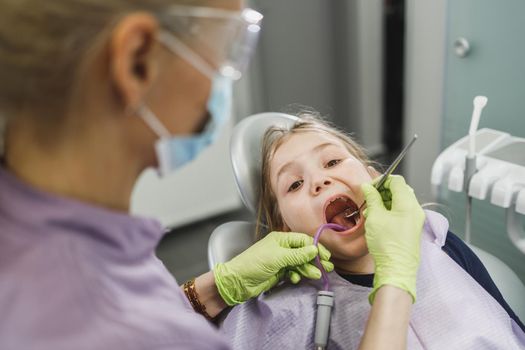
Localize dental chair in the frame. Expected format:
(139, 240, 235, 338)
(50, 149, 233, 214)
(207, 112, 298, 268)
(467, 245, 525, 320)
(207, 112, 525, 321)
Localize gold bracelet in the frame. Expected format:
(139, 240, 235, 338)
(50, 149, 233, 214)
(183, 278, 214, 321)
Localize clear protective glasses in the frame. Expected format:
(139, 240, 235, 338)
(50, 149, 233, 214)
(157, 6, 263, 80)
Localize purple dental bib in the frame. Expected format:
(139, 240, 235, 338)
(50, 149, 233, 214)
(221, 210, 525, 349)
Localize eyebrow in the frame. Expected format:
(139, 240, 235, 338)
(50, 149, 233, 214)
(275, 142, 335, 180)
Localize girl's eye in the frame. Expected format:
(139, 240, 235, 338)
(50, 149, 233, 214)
(288, 180, 303, 192)
(326, 159, 341, 168)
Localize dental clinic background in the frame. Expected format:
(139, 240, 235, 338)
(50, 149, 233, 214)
(1, 0, 524, 285)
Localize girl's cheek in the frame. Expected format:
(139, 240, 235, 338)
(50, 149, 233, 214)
(337, 162, 372, 185)
(280, 201, 304, 231)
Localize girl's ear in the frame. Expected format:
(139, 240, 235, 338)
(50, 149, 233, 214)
(367, 165, 382, 179)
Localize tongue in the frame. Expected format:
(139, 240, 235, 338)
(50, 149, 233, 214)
(331, 211, 356, 229)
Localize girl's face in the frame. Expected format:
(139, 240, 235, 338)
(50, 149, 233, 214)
(269, 131, 374, 264)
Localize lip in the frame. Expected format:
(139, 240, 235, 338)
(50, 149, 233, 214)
(322, 193, 363, 235)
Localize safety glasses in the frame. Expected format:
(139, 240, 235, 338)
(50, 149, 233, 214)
(158, 6, 263, 80)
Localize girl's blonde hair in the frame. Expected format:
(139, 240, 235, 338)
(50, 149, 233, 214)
(256, 111, 376, 239)
(0, 0, 207, 118)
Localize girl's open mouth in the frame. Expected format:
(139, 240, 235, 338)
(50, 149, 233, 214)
(324, 195, 364, 235)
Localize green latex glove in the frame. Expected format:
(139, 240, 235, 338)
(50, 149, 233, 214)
(214, 231, 334, 306)
(361, 175, 425, 304)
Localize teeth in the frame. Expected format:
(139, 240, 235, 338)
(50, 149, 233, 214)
(330, 196, 349, 204)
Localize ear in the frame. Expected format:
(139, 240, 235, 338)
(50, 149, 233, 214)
(367, 165, 382, 179)
(109, 13, 159, 111)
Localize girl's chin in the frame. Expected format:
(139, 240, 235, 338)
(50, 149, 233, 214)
(324, 233, 369, 261)
(330, 248, 372, 269)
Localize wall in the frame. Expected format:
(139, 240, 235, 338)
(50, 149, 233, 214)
(250, 0, 384, 153)
(404, 0, 525, 284)
(404, 0, 447, 202)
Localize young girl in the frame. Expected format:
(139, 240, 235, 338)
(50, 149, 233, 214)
(220, 114, 525, 349)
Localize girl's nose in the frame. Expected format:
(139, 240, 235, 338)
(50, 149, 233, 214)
(312, 178, 332, 195)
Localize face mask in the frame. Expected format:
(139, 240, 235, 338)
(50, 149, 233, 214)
(138, 75, 233, 177)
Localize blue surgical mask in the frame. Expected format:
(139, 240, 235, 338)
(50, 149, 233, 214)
(138, 75, 233, 177)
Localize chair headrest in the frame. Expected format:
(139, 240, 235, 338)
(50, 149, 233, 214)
(230, 112, 299, 213)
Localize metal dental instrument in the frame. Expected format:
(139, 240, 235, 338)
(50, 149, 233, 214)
(344, 134, 419, 219)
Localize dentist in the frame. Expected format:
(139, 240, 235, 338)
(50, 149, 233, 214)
(0, 1, 424, 349)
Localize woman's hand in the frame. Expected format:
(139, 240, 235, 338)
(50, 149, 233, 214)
(213, 231, 333, 306)
(361, 175, 425, 304)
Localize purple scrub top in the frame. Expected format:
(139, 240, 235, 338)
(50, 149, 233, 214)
(0, 166, 230, 350)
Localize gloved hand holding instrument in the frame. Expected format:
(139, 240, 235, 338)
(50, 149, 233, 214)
(357, 133, 424, 305)
(362, 174, 425, 304)
(357, 172, 425, 350)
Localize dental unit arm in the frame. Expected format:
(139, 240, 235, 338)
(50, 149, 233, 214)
(431, 128, 525, 254)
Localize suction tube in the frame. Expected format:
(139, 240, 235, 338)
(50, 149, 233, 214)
(313, 223, 346, 291)
(312, 223, 346, 349)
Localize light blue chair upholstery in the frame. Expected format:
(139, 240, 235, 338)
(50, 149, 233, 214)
(207, 221, 256, 269)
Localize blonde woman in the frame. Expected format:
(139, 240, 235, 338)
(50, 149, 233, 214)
(0, 1, 436, 349)
(221, 114, 525, 349)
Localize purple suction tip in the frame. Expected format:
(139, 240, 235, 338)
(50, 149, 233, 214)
(313, 223, 347, 291)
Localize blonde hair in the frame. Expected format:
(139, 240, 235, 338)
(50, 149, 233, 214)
(256, 111, 376, 239)
(0, 113, 5, 156)
(0, 0, 207, 118)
